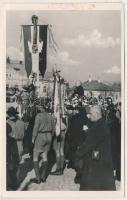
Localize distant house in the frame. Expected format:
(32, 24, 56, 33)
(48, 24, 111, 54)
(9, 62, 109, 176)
(6, 62, 28, 89)
(6, 62, 54, 97)
(82, 80, 121, 102)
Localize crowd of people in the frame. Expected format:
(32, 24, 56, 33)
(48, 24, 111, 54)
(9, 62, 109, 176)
(6, 83, 121, 191)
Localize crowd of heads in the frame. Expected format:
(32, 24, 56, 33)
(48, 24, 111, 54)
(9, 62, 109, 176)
(6, 84, 53, 115)
(64, 91, 121, 123)
(65, 92, 120, 109)
(6, 82, 121, 123)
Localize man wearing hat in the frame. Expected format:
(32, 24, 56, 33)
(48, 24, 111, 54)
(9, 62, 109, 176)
(7, 107, 25, 188)
(6, 121, 19, 190)
(67, 106, 88, 170)
(32, 105, 55, 183)
(7, 107, 25, 162)
(106, 97, 119, 176)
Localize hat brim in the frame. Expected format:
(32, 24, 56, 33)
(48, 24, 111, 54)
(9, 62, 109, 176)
(6, 110, 19, 115)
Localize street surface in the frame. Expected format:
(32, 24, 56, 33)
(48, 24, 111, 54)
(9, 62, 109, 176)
(17, 156, 120, 191)
(28, 167, 79, 191)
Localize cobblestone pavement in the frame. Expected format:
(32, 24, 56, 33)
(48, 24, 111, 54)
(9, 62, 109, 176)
(27, 167, 80, 191)
(17, 160, 120, 191)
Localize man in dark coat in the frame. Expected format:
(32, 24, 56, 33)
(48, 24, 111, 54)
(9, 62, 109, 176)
(67, 106, 88, 169)
(106, 99, 118, 172)
(6, 122, 19, 190)
(76, 105, 116, 191)
(7, 107, 25, 162)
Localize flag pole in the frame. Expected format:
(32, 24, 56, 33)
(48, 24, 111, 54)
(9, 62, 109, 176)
(36, 71, 39, 97)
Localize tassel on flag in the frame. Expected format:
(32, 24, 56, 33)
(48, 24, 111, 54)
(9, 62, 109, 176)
(19, 26, 24, 64)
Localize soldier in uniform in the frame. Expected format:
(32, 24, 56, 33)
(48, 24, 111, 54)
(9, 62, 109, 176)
(51, 117, 67, 175)
(32, 105, 55, 183)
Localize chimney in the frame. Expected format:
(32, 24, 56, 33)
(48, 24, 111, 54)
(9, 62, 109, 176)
(97, 76, 100, 83)
(88, 75, 92, 82)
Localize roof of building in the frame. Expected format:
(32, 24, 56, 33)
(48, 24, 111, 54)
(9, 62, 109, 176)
(82, 80, 110, 91)
(82, 80, 121, 92)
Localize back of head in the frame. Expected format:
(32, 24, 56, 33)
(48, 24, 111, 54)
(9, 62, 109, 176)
(7, 106, 19, 119)
(76, 80, 81, 87)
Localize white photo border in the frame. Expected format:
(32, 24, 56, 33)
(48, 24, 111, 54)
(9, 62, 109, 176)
(0, 1, 126, 200)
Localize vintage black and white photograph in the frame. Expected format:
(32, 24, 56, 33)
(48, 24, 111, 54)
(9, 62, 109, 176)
(5, 6, 123, 193)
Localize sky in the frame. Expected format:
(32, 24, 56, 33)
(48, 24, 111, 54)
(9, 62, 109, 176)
(6, 10, 121, 85)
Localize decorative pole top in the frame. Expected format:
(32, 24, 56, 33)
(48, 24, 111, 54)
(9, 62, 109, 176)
(31, 15, 38, 25)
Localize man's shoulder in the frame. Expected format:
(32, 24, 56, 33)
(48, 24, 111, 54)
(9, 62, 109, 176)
(98, 118, 110, 134)
(97, 118, 108, 128)
(90, 118, 108, 132)
(7, 119, 14, 125)
(36, 112, 43, 118)
(36, 112, 47, 119)
(47, 113, 54, 120)
(16, 119, 24, 125)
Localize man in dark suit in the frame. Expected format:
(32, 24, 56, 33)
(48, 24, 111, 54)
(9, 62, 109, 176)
(76, 105, 116, 191)
(67, 106, 88, 170)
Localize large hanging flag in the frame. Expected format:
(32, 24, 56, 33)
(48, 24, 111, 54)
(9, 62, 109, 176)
(22, 24, 48, 78)
(53, 75, 61, 136)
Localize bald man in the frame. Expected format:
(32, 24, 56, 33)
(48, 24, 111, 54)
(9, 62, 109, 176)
(76, 105, 116, 191)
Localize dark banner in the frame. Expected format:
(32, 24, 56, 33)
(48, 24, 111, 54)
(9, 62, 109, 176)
(39, 25, 48, 77)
